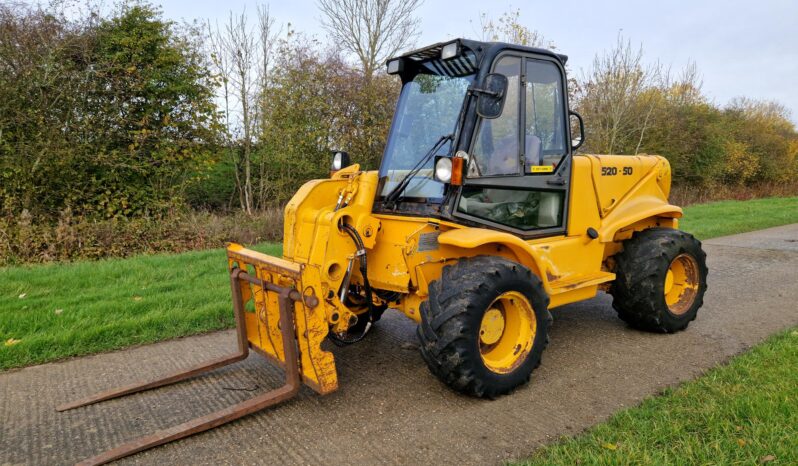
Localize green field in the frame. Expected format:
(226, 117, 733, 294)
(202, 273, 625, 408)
(1, 196, 797, 370)
(678, 196, 798, 239)
(520, 328, 798, 465)
(0, 243, 280, 370)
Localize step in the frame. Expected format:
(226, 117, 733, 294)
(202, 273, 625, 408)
(548, 271, 616, 295)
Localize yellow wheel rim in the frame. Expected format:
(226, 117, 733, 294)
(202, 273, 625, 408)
(479, 308, 505, 345)
(479, 291, 536, 374)
(664, 253, 700, 315)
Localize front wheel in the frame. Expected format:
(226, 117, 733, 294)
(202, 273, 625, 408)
(611, 228, 708, 333)
(417, 256, 550, 398)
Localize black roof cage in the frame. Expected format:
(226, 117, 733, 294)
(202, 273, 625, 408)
(388, 38, 568, 72)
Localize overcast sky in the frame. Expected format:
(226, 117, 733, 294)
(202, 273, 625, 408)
(103, 0, 798, 123)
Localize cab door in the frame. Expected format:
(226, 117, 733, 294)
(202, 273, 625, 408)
(455, 53, 572, 238)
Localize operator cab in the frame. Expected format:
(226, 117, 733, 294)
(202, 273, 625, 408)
(374, 38, 583, 238)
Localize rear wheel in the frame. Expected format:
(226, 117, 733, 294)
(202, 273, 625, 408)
(417, 256, 550, 398)
(611, 228, 708, 333)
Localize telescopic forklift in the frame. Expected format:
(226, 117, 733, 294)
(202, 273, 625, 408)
(59, 38, 708, 465)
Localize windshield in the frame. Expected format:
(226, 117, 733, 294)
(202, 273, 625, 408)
(378, 66, 475, 201)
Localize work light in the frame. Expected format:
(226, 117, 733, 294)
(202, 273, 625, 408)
(331, 151, 350, 171)
(386, 58, 404, 74)
(441, 41, 460, 60)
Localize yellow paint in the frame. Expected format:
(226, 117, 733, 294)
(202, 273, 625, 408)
(479, 291, 536, 374)
(225, 153, 685, 394)
(574, 155, 682, 241)
(664, 253, 700, 314)
(664, 269, 674, 295)
(227, 244, 338, 395)
(480, 308, 505, 345)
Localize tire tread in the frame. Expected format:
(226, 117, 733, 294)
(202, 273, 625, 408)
(417, 256, 549, 398)
(611, 228, 708, 333)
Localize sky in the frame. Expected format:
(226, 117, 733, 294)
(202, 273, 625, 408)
(44, 0, 798, 122)
(154, 0, 798, 122)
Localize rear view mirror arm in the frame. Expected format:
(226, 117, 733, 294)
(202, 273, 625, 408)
(469, 86, 503, 98)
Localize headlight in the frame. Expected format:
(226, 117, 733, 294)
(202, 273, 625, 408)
(434, 157, 452, 183)
(331, 151, 350, 171)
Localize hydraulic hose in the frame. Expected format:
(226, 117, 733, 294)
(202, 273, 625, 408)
(329, 221, 376, 346)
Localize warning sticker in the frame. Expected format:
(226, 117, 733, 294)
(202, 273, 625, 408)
(529, 165, 555, 173)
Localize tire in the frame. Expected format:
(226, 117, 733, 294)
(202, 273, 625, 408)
(417, 256, 550, 398)
(610, 228, 708, 333)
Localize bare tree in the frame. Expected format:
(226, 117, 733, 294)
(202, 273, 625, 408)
(208, 15, 256, 212)
(316, 0, 422, 80)
(574, 35, 663, 154)
(474, 9, 552, 48)
(207, 6, 280, 214)
(229, 11, 259, 214)
(207, 19, 237, 208)
(256, 5, 280, 206)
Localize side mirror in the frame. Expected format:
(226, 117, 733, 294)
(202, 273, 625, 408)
(475, 73, 508, 119)
(570, 111, 585, 151)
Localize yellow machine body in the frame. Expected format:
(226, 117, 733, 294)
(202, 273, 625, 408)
(225, 153, 681, 395)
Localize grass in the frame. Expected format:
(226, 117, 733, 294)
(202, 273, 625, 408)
(0, 243, 280, 370)
(519, 328, 798, 465)
(679, 196, 798, 239)
(516, 195, 798, 465)
(0, 195, 796, 371)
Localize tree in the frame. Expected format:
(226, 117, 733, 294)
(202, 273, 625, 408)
(316, 0, 422, 80)
(573, 35, 663, 155)
(257, 34, 399, 204)
(224, 11, 259, 214)
(474, 8, 552, 48)
(0, 2, 219, 219)
(724, 98, 798, 183)
(572, 34, 798, 188)
(207, 7, 280, 214)
(88, 5, 220, 215)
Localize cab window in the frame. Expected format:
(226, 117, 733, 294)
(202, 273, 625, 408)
(458, 55, 568, 232)
(458, 186, 564, 229)
(525, 59, 567, 170)
(469, 56, 521, 177)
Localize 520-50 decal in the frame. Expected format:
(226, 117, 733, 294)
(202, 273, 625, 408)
(601, 166, 634, 176)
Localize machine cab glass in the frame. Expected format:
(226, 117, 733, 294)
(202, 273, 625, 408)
(457, 55, 570, 234)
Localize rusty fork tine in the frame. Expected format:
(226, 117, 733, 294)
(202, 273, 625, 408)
(56, 353, 247, 412)
(57, 269, 252, 412)
(76, 292, 302, 466)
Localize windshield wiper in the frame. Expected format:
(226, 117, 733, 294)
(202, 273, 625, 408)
(384, 133, 453, 208)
